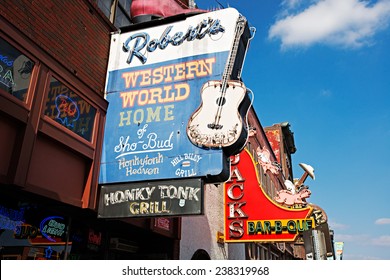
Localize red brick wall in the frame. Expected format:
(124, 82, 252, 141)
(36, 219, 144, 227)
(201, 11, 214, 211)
(0, 0, 116, 94)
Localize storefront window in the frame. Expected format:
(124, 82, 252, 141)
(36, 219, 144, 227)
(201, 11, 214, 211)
(44, 77, 97, 141)
(0, 37, 35, 102)
(0, 202, 70, 260)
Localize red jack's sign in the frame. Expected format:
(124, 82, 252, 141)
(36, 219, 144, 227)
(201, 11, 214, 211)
(224, 149, 314, 242)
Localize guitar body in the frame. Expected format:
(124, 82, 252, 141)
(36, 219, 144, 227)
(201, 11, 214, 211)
(187, 80, 250, 155)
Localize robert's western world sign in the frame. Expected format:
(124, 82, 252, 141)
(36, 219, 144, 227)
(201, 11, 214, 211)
(99, 8, 243, 184)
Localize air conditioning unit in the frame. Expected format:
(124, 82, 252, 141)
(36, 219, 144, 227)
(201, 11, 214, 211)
(109, 238, 138, 253)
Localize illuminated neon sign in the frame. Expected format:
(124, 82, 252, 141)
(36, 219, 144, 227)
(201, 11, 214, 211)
(0, 54, 14, 66)
(39, 216, 66, 242)
(224, 149, 314, 242)
(0, 54, 15, 88)
(55, 94, 80, 128)
(0, 205, 24, 231)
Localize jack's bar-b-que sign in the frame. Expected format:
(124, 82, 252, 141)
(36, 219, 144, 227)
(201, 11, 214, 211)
(224, 149, 314, 242)
(98, 178, 203, 218)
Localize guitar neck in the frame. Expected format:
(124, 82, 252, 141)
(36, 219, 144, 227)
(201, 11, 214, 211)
(221, 15, 247, 89)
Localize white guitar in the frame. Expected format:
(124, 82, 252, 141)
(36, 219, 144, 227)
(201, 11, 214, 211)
(187, 15, 251, 156)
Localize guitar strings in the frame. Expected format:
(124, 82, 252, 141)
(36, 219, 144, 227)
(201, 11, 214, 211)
(212, 18, 246, 127)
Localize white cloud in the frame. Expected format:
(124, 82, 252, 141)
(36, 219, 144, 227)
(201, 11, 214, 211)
(334, 233, 369, 243)
(375, 218, 390, 225)
(342, 253, 381, 260)
(269, 0, 390, 49)
(372, 235, 390, 246)
(281, 0, 303, 10)
(335, 233, 390, 247)
(328, 221, 347, 230)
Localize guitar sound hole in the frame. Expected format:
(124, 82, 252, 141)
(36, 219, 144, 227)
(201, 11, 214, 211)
(207, 123, 223, 130)
(216, 97, 226, 106)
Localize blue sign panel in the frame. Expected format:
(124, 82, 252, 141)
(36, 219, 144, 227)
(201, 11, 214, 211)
(99, 8, 241, 184)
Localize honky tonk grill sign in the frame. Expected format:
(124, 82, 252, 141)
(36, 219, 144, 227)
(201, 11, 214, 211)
(98, 178, 203, 218)
(224, 149, 314, 242)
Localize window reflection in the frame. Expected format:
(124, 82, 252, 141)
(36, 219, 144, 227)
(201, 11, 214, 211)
(96, 0, 132, 27)
(44, 77, 96, 141)
(0, 37, 35, 102)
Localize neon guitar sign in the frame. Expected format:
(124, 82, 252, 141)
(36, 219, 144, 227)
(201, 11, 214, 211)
(187, 15, 251, 156)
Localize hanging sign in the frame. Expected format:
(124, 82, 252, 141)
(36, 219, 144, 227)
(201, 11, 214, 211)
(99, 8, 248, 185)
(224, 149, 314, 242)
(265, 129, 281, 163)
(98, 178, 203, 218)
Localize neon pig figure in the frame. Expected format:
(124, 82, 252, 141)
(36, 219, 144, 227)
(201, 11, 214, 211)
(55, 94, 80, 128)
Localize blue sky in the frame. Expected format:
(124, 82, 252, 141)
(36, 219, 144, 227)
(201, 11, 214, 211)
(196, 0, 390, 260)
